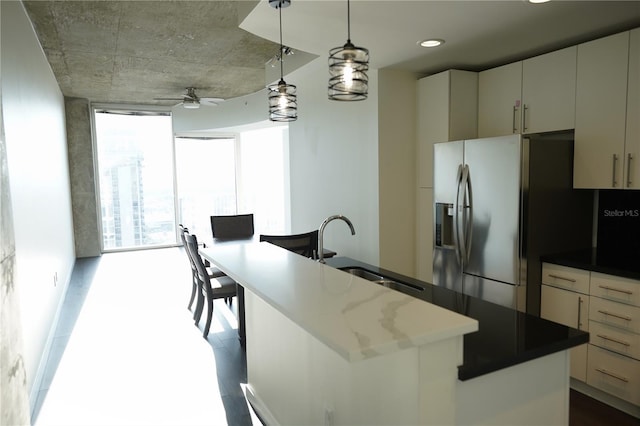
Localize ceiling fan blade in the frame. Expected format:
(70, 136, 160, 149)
(200, 97, 225, 106)
(154, 97, 184, 101)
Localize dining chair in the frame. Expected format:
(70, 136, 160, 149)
(210, 213, 255, 240)
(179, 225, 228, 312)
(185, 232, 238, 338)
(259, 230, 319, 259)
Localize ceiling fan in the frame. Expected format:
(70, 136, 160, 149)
(154, 87, 224, 109)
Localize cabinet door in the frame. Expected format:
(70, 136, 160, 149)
(625, 28, 640, 189)
(541, 285, 589, 330)
(417, 70, 477, 188)
(417, 72, 449, 188)
(574, 32, 630, 189)
(541, 285, 589, 381)
(522, 46, 577, 134)
(478, 62, 522, 138)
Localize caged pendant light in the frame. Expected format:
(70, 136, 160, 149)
(268, 0, 297, 122)
(328, 0, 369, 101)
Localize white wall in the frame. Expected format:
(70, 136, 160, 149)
(287, 58, 379, 264)
(1, 0, 76, 399)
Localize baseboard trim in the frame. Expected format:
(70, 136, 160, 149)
(28, 257, 76, 419)
(243, 383, 279, 426)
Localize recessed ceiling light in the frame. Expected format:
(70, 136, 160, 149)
(528, 0, 550, 3)
(418, 39, 444, 48)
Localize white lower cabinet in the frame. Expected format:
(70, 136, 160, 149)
(587, 345, 640, 405)
(541, 265, 590, 381)
(589, 321, 640, 360)
(590, 296, 640, 334)
(543, 263, 640, 408)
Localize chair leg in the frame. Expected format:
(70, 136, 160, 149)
(203, 295, 214, 338)
(187, 275, 197, 311)
(193, 289, 204, 325)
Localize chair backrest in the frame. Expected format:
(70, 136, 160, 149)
(184, 232, 207, 282)
(179, 224, 196, 269)
(210, 214, 254, 240)
(260, 230, 319, 259)
(179, 224, 189, 246)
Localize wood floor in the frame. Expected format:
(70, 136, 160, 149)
(569, 389, 638, 426)
(33, 248, 638, 425)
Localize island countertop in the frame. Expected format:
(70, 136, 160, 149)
(200, 242, 478, 362)
(324, 257, 590, 380)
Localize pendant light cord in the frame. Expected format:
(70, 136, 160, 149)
(279, 4, 284, 80)
(346, 0, 351, 43)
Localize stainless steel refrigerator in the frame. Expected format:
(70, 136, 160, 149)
(433, 133, 593, 314)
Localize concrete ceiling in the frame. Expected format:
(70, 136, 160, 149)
(22, 0, 280, 106)
(22, 1, 640, 108)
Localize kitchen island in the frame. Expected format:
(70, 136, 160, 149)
(200, 242, 588, 425)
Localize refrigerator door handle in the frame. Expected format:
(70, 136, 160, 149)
(454, 164, 464, 265)
(462, 165, 473, 263)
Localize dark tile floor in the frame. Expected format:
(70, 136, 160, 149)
(32, 248, 258, 426)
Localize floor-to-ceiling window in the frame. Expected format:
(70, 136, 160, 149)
(175, 125, 289, 245)
(174, 135, 237, 243)
(237, 126, 289, 235)
(94, 106, 289, 251)
(94, 108, 176, 251)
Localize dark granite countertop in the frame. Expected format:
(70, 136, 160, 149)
(541, 248, 640, 280)
(325, 257, 589, 381)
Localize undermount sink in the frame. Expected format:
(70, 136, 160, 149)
(339, 267, 424, 292)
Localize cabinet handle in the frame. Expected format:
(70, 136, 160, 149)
(612, 154, 618, 187)
(548, 274, 576, 283)
(599, 285, 633, 295)
(597, 309, 632, 322)
(512, 106, 518, 133)
(523, 104, 529, 132)
(596, 334, 631, 347)
(577, 296, 583, 329)
(595, 368, 629, 383)
(627, 153, 633, 188)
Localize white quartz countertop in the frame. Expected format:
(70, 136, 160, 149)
(200, 242, 478, 362)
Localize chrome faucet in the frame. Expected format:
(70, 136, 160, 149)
(318, 215, 356, 263)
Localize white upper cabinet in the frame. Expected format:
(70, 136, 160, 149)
(478, 47, 577, 137)
(521, 46, 577, 134)
(478, 62, 522, 137)
(574, 31, 635, 189)
(417, 70, 477, 188)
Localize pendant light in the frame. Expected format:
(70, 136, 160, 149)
(328, 0, 369, 101)
(268, 0, 297, 122)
